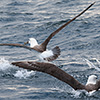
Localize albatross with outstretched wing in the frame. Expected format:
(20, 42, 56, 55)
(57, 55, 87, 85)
(11, 61, 100, 92)
(0, 2, 95, 61)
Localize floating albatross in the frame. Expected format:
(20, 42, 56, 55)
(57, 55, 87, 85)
(11, 61, 100, 92)
(0, 2, 95, 61)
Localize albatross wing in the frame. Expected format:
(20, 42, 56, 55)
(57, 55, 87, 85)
(11, 61, 85, 91)
(0, 2, 95, 53)
(39, 46, 60, 61)
(40, 2, 95, 51)
(0, 43, 35, 51)
(11, 61, 100, 92)
(45, 46, 60, 61)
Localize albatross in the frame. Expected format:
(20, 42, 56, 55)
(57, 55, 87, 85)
(11, 61, 100, 92)
(0, 2, 95, 61)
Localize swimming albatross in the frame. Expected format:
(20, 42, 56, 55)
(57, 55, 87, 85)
(0, 2, 95, 61)
(11, 61, 100, 92)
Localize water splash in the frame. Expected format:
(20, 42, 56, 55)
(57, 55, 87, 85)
(71, 89, 96, 98)
(14, 69, 36, 79)
(0, 57, 13, 71)
(85, 59, 100, 71)
(0, 57, 36, 79)
(71, 89, 86, 98)
(94, 58, 100, 67)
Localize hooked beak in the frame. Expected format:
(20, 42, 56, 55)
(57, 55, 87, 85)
(24, 41, 29, 45)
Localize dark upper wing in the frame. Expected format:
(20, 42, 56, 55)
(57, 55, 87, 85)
(11, 61, 85, 90)
(0, 43, 35, 51)
(40, 2, 95, 50)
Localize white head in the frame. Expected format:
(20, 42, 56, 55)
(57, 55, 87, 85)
(29, 38, 38, 48)
(86, 75, 97, 85)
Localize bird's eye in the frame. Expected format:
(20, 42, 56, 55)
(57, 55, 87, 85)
(96, 77, 97, 79)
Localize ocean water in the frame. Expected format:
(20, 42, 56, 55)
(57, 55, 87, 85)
(0, 0, 100, 99)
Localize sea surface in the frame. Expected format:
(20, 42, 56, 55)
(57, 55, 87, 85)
(0, 0, 100, 100)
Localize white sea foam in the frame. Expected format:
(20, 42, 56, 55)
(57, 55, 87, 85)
(71, 89, 96, 98)
(71, 89, 85, 98)
(0, 57, 36, 79)
(26, 0, 33, 2)
(0, 57, 13, 71)
(85, 59, 100, 71)
(14, 69, 36, 79)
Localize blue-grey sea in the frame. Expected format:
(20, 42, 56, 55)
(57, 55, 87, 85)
(0, 0, 100, 100)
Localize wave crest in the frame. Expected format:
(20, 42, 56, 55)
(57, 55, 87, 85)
(0, 57, 36, 79)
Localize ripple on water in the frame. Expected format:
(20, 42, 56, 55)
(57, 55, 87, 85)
(0, 0, 100, 100)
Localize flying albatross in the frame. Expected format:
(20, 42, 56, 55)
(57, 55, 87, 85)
(11, 61, 100, 92)
(0, 2, 95, 61)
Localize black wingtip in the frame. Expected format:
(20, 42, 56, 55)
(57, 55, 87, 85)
(52, 46, 61, 56)
(43, 46, 61, 62)
(89, 2, 95, 8)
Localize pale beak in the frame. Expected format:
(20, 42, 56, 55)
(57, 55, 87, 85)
(24, 41, 29, 45)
